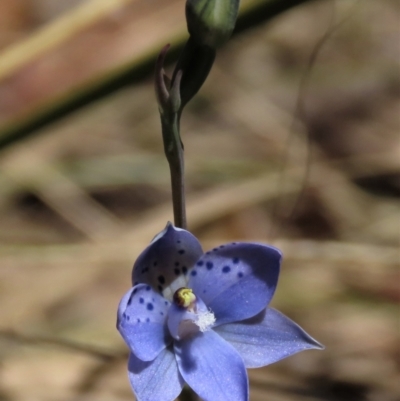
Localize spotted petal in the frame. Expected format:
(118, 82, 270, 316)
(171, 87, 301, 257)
(175, 330, 248, 401)
(189, 243, 281, 325)
(117, 284, 171, 361)
(215, 308, 324, 368)
(132, 223, 203, 300)
(128, 349, 184, 401)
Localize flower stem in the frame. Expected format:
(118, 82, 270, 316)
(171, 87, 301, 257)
(179, 386, 199, 401)
(160, 112, 187, 229)
(155, 46, 187, 230)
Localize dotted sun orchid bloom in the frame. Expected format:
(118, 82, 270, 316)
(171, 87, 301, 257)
(117, 223, 323, 401)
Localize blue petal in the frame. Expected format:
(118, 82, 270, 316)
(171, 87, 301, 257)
(214, 308, 324, 368)
(132, 222, 203, 300)
(117, 284, 171, 361)
(128, 349, 184, 401)
(189, 242, 281, 325)
(175, 330, 248, 401)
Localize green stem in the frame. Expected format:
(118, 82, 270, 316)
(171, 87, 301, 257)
(160, 111, 187, 229)
(179, 386, 199, 401)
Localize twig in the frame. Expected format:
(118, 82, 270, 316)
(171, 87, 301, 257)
(0, 329, 127, 361)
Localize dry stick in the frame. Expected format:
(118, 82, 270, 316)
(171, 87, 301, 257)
(0, 0, 136, 81)
(272, 0, 362, 236)
(270, 0, 337, 237)
(0, 147, 122, 240)
(210, 68, 389, 241)
(0, 329, 127, 361)
(0, 329, 129, 396)
(287, 0, 361, 213)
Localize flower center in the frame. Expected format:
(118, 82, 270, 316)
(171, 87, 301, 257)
(173, 287, 196, 309)
(172, 287, 216, 334)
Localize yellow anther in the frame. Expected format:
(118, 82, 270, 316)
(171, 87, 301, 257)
(173, 287, 196, 309)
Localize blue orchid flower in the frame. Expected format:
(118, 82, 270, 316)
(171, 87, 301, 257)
(117, 223, 323, 401)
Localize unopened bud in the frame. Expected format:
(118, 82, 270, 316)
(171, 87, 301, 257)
(186, 0, 240, 48)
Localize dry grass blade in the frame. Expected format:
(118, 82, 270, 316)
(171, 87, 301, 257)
(0, 329, 127, 361)
(0, 0, 136, 81)
(0, 147, 122, 240)
(0, 0, 318, 150)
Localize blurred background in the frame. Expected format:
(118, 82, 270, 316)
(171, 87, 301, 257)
(0, 0, 399, 400)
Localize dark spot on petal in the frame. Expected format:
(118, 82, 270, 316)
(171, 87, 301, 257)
(238, 272, 244, 278)
(175, 261, 180, 266)
(146, 318, 150, 323)
(122, 313, 126, 318)
(160, 312, 164, 316)
(177, 240, 181, 243)
(127, 296, 133, 306)
(203, 290, 207, 294)
(132, 288, 137, 295)
(178, 249, 185, 254)
(137, 318, 140, 323)
(233, 257, 240, 264)
(126, 315, 130, 321)
(146, 286, 151, 291)
(182, 266, 188, 274)
(219, 245, 225, 249)
(222, 266, 231, 273)
(197, 261, 204, 267)
(158, 275, 165, 284)
(174, 268, 180, 275)
(147, 303, 154, 311)
(191, 270, 197, 276)
(232, 242, 237, 245)
(164, 301, 168, 306)
(206, 261, 214, 270)
(139, 298, 144, 304)
(212, 248, 218, 252)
